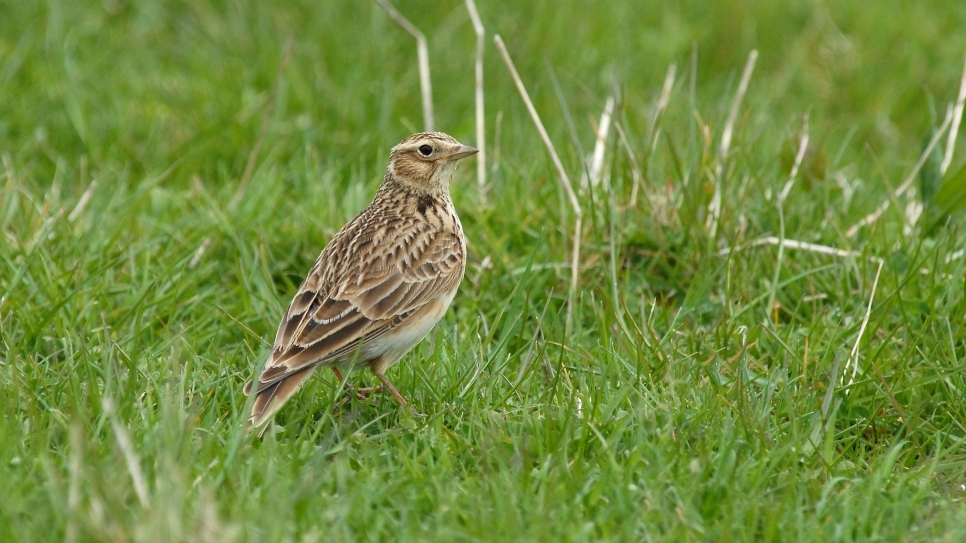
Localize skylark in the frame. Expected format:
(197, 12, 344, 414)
(244, 132, 478, 432)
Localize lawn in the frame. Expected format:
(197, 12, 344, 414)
(3, 0, 966, 541)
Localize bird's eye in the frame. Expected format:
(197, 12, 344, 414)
(418, 144, 433, 157)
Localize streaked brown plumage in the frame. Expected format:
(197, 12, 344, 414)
(244, 132, 477, 433)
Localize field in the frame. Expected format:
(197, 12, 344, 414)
(4, 0, 966, 541)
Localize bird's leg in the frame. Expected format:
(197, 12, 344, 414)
(373, 371, 425, 417)
(374, 372, 407, 405)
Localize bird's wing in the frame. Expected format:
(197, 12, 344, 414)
(244, 215, 464, 397)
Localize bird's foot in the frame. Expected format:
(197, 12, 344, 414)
(335, 385, 384, 412)
(353, 385, 384, 400)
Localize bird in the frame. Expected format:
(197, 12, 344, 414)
(244, 132, 478, 434)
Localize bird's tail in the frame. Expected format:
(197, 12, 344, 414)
(244, 365, 317, 436)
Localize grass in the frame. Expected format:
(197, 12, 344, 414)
(3, 0, 966, 541)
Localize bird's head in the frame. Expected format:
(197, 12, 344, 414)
(387, 132, 478, 193)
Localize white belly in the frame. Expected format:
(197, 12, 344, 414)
(356, 288, 457, 369)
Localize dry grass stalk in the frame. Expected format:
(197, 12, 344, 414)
(847, 259, 884, 386)
(615, 122, 644, 207)
(465, 0, 487, 196)
(375, 0, 434, 131)
(779, 116, 810, 202)
(707, 50, 758, 237)
(720, 234, 884, 391)
(624, 63, 677, 207)
(494, 34, 582, 334)
(941, 53, 966, 176)
(649, 63, 677, 156)
(845, 108, 953, 237)
(584, 96, 615, 188)
(103, 398, 150, 508)
(67, 180, 97, 222)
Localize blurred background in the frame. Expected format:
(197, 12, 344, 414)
(2, 0, 964, 185)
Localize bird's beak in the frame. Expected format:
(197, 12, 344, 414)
(449, 145, 479, 161)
